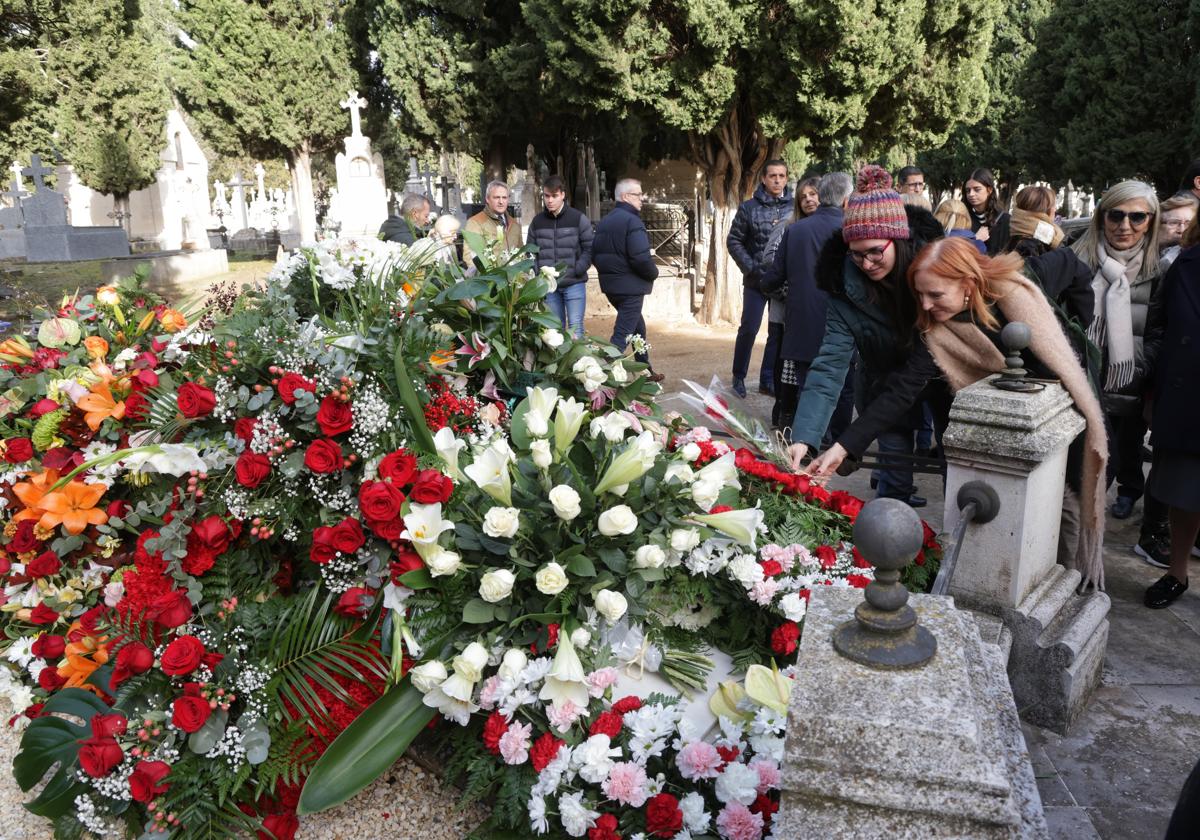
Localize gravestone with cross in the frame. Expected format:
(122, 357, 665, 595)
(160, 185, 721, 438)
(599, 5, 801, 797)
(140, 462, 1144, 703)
(0, 173, 29, 259)
(227, 171, 253, 232)
(20, 155, 68, 228)
(15, 153, 130, 262)
(327, 89, 388, 237)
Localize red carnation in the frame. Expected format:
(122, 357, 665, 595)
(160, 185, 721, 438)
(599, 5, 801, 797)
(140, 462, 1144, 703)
(611, 695, 642, 715)
(771, 621, 801, 656)
(3, 437, 34, 463)
(847, 573, 871, 589)
(851, 547, 871, 569)
(589, 710, 623, 739)
(129, 760, 171, 803)
(236, 451, 271, 488)
(26, 550, 62, 578)
(914, 550, 926, 567)
(149, 589, 193, 628)
(29, 603, 59, 625)
(258, 812, 299, 840)
(588, 813, 622, 840)
(171, 694, 211, 733)
(111, 641, 153, 688)
(31, 634, 65, 660)
(750, 793, 779, 822)
(234, 417, 258, 443)
(645, 792, 684, 838)
(316, 394, 353, 436)
(530, 732, 565, 773)
(814, 545, 837, 570)
(759, 559, 783, 577)
(377, 450, 418, 486)
(482, 710, 509, 755)
(409, 470, 453, 504)
(277, 372, 316, 405)
(717, 744, 740, 766)
(334, 587, 375, 619)
(176, 383, 217, 418)
(304, 438, 343, 474)
(78, 736, 124, 777)
(160, 635, 206, 676)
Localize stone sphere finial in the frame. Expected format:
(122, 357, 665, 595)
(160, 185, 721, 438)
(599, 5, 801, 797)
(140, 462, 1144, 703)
(994, 321, 1044, 393)
(1000, 321, 1031, 353)
(832, 498, 937, 669)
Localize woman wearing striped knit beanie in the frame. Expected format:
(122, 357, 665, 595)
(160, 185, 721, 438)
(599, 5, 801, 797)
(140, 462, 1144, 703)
(786, 165, 947, 507)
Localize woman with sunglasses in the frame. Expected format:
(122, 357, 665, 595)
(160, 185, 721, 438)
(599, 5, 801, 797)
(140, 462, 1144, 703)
(1070, 181, 1165, 549)
(785, 165, 945, 506)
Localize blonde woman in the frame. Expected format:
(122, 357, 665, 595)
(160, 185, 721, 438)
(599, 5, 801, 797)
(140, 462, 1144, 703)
(934, 198, 985, 254)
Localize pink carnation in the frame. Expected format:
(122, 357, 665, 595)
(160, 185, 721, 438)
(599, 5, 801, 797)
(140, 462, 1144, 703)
(789, 545, 812, 569)
(675, 741, 723, 781)
(478, 676, 503, 709)
(602, 761, 650, 807)
(750, 759, 781, 794)
(758, 544, 787, 562)
(498, 720, 532, 765)
(748, 579, 780, 606)
(548, 699, 583, 733)
(715, 802, 764, 840)
(586, 667, 620, 698)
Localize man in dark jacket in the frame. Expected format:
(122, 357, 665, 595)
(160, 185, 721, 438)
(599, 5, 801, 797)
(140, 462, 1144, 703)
(378, 193, 430, 245)
(594, 178, 661, 377)
(528, 175, 594, 339)
(727, 159, 792, 398)
(761, 172, 853, 436)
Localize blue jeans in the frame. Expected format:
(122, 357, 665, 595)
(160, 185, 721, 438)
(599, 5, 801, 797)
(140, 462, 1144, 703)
(546, 283, 586, 339)
(875, 427, 917, 501)
(732, 286, 774, 387)
(916, 402, 935, 451)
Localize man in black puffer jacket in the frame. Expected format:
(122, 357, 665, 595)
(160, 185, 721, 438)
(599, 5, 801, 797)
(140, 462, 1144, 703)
(727, 159, 792, 397)
(528, 175, 594, 338)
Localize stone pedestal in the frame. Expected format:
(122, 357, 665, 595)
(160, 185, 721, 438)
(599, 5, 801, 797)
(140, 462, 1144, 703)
(778, 588, 1048, 839)
(25, 225, 131, 262)
(942, 375, 1110, 733)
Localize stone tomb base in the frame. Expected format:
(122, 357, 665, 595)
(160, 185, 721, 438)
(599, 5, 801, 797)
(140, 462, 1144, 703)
(25, 225, 131, 262)
(777, 588, 1048, 839)
(100, 250, 229, 293)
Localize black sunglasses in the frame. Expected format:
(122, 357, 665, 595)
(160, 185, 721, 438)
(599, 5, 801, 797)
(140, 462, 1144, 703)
(1105, 209, 1153, 227)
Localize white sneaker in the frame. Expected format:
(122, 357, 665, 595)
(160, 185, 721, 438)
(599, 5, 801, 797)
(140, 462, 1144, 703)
(1134, 540, 1170, 569)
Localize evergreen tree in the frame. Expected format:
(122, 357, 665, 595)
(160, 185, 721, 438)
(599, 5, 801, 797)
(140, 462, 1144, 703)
(0, 1, 62, 169)
(174, 0, 359, 240)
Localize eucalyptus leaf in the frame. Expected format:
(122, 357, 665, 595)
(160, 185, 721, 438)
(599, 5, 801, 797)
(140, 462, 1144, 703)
(187, 708, 229, 755)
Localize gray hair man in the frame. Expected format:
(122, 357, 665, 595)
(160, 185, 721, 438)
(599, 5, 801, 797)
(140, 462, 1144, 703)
(464, 179, 523, 264)
(760, 171, 854, 435)
(378, 192, 431, 245)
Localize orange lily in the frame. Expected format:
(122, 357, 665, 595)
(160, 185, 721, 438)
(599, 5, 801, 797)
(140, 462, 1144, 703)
(11, 470, 60, 523)
(0, 336, 34, 363)
(59, 621, 109, 693)
(429, 348, 457, 368)
(38, 481, 108, 534)
(77, 381, 126, 431)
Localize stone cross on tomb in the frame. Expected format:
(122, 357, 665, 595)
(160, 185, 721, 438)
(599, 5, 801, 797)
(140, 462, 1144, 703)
(340, 90, 367, 138)
(22, 154, 53, 192)
(0, 173, 27, 230)
(2, 172, 29, 205)
(227, 171, 254, 231)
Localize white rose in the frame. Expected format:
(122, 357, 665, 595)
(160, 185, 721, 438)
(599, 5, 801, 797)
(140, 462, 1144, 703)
(681, 442, 702, 462)
(570, 627, 592, 648)
(410, 660, 449, 693)
(530, 438, 553, 469)
(453, 642, 490, 682)
(479, 568, 517, 603)
(634, 544, 667, 569)
(498, 648, 528, 681)
(535, 561, 570, 595)
(594, 589, 628, 622)
(690, 478, 722, 510)
(425, 548, 462, 577)
(665, 462, 696, 485)
(590, 412, 631, 442)
(549, 485, 582, 520)
(541, 328, 564, 348)
(670, 528, 701, 553)
(597, 505, 638, 537)
(482, 506, 521, 539)
(779, 592, 808, 622)
(611, 361, 629, 383)
(527, 411, 550, 438)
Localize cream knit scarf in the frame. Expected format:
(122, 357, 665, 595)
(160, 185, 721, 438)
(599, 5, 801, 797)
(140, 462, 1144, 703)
(923, 272, 1109, 590)
(1086, 241, 1143, 391)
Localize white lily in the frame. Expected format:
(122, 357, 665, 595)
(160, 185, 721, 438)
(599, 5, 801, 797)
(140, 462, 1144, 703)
(524, 386, 559, 438)
(120, 443, 210, 477)
(553, 397, 587, 454)
(463, 443, 513, 506)
(593, 430, 660, 495)
(690, 505, 765, 550)
(696, 450, 741, 490)
(539, 634, 590, 710)
(400, 502, 455, 559)
(433, 427, 466, 480)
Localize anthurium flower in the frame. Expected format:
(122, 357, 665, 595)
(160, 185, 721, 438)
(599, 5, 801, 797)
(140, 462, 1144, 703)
(38, 481, 108, 534)
(76, 382, 126, 431)
(37, 317, 82, 348)
(690, 505, 765, 550)
(463, 443, 513, 506)
(744, 663, 793, 714)
(539, 634, 590, 711)
(709, 679, 751, 722)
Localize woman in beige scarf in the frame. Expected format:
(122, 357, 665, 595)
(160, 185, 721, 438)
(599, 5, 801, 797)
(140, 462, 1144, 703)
(805, 237, 1108, 588)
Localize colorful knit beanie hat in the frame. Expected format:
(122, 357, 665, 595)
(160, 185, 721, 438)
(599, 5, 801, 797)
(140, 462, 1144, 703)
(843, 165, 910, 242)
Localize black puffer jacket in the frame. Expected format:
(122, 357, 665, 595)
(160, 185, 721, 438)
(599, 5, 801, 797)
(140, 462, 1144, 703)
(727, 184, 793, 290)
(594, 202, 658, 296)
(528, 206, 595, 287)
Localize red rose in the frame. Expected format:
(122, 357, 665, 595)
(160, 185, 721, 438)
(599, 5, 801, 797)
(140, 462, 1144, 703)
(330, 517, 365, 554)
(38, 667, 66, 691)
(771, 621, 801, 656)
(304, 438, 343, 473)
(90, 713, 127, 738)
(378, 450, 418, 486)
(202, 651, 224, 671)
(334, 587, 375, 619)
(29, 603, 59, 625)
(389, 549, 423, 582)
(234, 417, 258, 443)
(611, 695, 642, 715)
(258, 812, 299, 840)
(645, 792, 684, 838)
(277, 372, 316, 405)
(111, 641, 153, 688)
(8, 520, 40, 553)
(409, 470, 453, 504)
(26, 550, 62, 578)
(482, 710, 509, 755)
(316, 394, 353, 436)
(160, 635, 205, 676)
(40, 446, 79, 472)
(0, 556, 9, 575)
(132, 368, 159, 391)
(78, 605, 107, 636)
(171, 695, 211, 733)
(129, 759, 171, 803)
(530, 732, 565, 773)
(358, 480, 405, 523)
(184, 516, 233, 576)
(851, 547, 871, 569)
(78, 736, 124, 777)
(814, 545, 837, 570)
(588, 814, 621, 840)
(27, 398, 61, 418)
(176, 383, 217, 418)
(3, 437, 33, 463)
(367, 517, 403, 541)
(31, 634, 65, 660)
(589, 710, 623, 739)
(235, 451, 271, 488)
(309, 528, 337, 564)
(124, 391, 149, 421)
(150, 590, 193, 628)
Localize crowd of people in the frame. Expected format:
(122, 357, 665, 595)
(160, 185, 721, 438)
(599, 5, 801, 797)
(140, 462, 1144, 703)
(377, 158, 1200, 609)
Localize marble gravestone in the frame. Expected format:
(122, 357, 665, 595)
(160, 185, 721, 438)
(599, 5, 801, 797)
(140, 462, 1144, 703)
(17, 156, 130, 263)
(0, 173, 29, 259)
(325, 91, 388, 237)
